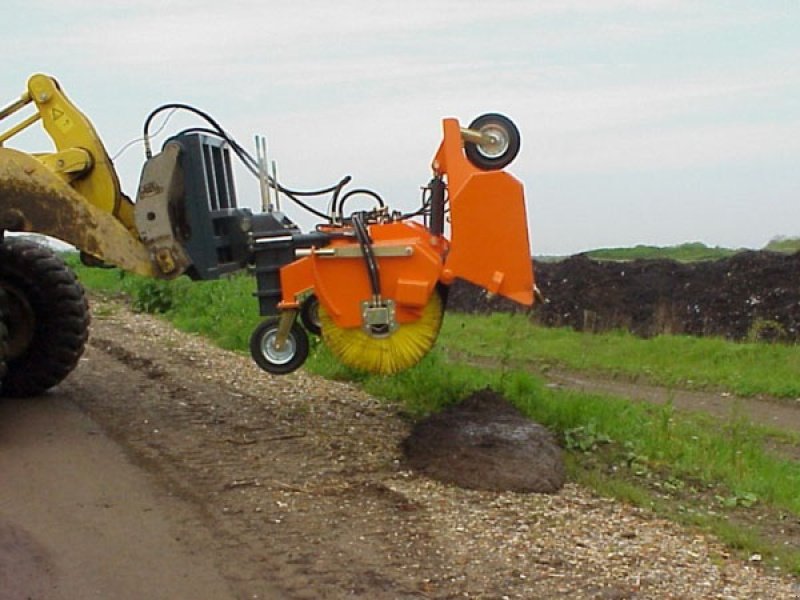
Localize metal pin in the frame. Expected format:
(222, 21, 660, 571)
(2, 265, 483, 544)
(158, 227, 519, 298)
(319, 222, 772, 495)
(255, 135, 271, 212)
(271, 159, 280, 212)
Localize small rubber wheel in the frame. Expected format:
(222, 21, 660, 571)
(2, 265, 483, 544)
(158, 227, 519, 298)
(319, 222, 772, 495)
(300, 295, 322, 336)
(0, 238, 89, 397)
(249, 318, 309, 375)
(463, 113, 521, 171)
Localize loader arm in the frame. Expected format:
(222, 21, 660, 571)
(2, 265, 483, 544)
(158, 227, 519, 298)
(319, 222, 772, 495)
(0, 73, 156, 276)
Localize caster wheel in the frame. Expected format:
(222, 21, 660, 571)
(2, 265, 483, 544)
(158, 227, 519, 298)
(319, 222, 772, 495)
(249, 318, 309, 375)
(463, 113, 521, 171)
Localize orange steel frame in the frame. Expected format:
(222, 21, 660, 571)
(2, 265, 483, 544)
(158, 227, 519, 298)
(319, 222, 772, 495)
(277, 117, 535, 330)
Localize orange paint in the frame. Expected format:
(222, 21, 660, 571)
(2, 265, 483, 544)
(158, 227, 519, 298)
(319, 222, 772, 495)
(278, 116, 534, 332)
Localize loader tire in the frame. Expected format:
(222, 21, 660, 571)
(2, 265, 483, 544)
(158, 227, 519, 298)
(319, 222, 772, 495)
(0, 288, 8, 384)
(0, 238, 90, 397)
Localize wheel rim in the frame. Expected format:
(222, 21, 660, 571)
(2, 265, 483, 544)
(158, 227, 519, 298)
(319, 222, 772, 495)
(0, 283, 35, 360)
(260, 329, 297, 366)
(475, 124, 510, 159)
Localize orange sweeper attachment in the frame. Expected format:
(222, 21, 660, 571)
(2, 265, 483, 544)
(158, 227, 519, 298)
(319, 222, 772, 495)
(249, 113, 535, 375)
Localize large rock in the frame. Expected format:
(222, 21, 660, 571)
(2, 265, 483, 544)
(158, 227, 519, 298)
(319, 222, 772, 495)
(402, 389, 565, 493)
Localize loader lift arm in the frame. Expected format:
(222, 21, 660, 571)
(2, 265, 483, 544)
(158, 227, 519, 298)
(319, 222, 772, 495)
(0, 74, 158, 276)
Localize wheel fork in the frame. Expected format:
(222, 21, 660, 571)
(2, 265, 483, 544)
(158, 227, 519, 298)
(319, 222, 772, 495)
(272, 309, 298, 352)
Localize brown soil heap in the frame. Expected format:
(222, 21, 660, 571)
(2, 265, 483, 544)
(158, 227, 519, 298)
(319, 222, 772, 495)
(447, 251, 800, 341)
(402, 389, 565, 493)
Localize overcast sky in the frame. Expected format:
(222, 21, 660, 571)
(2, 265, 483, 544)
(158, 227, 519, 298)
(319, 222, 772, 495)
(4, 0, 799, 255)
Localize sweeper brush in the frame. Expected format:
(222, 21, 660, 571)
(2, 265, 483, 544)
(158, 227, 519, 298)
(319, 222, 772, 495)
(248, 113, 536, 376)
(320, 290, 445, 375)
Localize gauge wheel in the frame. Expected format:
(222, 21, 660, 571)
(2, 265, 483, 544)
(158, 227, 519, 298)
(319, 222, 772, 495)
(463, 113, 521, 171)
(300, 295, 322, 336)
(0, 238, 90, 397)
(250, 318, 309, 375)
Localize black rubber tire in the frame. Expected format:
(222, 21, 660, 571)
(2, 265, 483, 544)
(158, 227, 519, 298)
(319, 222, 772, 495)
(249, 318, 309, 375)
(0, 287, 8, 385)
(0, 238, 90, 397)
(463, 113, 521, 171)
(300, 295, 322, 337)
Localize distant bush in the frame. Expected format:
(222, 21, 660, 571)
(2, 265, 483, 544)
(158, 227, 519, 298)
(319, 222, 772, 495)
(585, 242, 738, 263)
(763, 236, 800, 254)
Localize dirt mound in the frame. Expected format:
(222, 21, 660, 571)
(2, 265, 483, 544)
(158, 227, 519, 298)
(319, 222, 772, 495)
(448, 251, 800, 341)
(402, 389, 565, 493)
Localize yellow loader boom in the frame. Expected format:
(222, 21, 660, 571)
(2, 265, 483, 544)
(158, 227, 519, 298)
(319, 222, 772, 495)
(0, 74, 160, 276)
(1, 74, 131, 224)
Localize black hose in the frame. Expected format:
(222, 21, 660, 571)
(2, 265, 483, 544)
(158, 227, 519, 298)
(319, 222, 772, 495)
(162, 125, 345, 221)
(351, 213, 381, 298)
(400, 187, 434, 220)
(144, 104, 396, 224)
(143, 104, 228, 158)
(336, 188, 385, 221)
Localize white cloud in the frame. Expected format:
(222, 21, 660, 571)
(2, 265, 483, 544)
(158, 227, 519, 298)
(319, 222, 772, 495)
(5, 0, 799, 253)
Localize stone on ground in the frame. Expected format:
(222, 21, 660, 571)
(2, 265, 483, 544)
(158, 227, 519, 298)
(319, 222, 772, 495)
(402, 388, 565, 493)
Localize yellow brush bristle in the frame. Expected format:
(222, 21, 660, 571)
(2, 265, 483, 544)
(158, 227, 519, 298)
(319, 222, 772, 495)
(320, 292, 444, 375)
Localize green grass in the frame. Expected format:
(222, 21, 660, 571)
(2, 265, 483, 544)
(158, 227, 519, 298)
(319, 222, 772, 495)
(583, 242, 739, 262)
(69, 256, 263, 352)
(311, 346, 800, 511)
(440, 311, 800, 399)
(540, 238, 800, 264)
(764, 236, 800, 254)
(68, 255, 800, 574)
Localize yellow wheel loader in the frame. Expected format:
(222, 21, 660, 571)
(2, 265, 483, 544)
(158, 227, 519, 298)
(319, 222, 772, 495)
(0, 73, 535, 396)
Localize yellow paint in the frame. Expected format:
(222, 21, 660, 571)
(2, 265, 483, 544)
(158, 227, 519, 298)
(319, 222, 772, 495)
(319, 291, 443, 375)
(0, 146, 155, 277)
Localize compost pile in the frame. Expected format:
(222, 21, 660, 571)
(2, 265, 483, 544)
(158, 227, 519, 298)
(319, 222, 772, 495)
(402, 388, 565, 493)
(447, 250, 800, 342)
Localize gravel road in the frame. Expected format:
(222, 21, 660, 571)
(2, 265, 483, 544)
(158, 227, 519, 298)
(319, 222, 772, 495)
(2, 297, 799, 599)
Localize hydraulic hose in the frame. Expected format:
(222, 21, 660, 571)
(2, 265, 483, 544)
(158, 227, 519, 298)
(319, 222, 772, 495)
(351, 213, 381, 300)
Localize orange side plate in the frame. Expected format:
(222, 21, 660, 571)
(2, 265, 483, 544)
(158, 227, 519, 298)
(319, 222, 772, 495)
(434, 118, 534, 306)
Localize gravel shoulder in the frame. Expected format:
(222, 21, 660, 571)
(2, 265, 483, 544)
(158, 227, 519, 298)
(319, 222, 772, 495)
(8, 297, 800, 599)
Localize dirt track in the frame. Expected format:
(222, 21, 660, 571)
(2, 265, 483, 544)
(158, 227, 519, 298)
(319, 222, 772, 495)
(2, 298, 800, 599)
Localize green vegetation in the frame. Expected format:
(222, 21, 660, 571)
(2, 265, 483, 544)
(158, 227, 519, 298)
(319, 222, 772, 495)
(764, 236, 800, 254)
(68, 255, 800, 574)
(583, 242, 739, 262)
(440, 312, 800, 399)
(539, 237, 800, 264)
(67, 256, 263, 353)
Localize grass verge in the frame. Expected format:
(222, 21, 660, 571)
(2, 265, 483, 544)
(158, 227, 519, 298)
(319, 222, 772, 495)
(440, 311, 800, 399)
